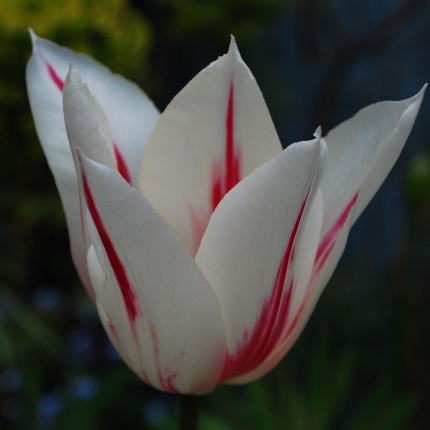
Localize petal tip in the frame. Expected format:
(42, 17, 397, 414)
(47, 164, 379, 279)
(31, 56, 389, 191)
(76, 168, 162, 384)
(66, 64, 81, 83)
(28, 28, 36, 40)
(227, 34, 241, 60)
(406, 84, 427, 107)
(28, 28, 38, 50)
(417, 83, 427, 98)
(229, 34, 237, 48)
(404, 84, 427, 116)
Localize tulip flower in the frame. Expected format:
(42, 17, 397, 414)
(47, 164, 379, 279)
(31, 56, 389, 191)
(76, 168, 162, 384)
(26, 30, 425, 395)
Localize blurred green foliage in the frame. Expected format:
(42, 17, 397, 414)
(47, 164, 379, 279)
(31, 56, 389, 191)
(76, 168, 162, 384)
(405, 154, 430, 207)
(0, 0, 151, 77)
(1, 0, 430, 429)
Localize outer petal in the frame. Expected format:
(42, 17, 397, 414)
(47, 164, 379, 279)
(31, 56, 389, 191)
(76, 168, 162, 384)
(321, 86, 426, 236)
(195, 136, 327, 382)
(77, 151, 226, 394)
(245, 88, 427, 381)
(26, 31, 159, 296)
(140, 37, 283, 257)
(27, 30, 159, 184)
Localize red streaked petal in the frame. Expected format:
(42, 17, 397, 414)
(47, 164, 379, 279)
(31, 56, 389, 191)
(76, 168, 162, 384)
(220, 192, 308, 381)
(242, 89, 427, 384)
(195, 136, 326, 383)
(80, 157, 141, 326)
(140, 37, 282, 257)
(30, 30, 159, 183)
(227, 189, 356, 385)
(79, 151, 226, 394)
(26, 31, 159, 298)
(321, 86, 426, 237)
(242, 90, 427, 384)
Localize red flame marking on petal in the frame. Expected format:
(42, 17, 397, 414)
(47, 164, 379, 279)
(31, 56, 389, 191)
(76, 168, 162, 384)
(81, 166, 140, 326)
(280, 192, 359, 344)
(113, 143, 132, 184)
(211, 82, 242, 212)
(45, 61, 64, 91)
(220, 193, 308, 382)
(189, 81, 242, 251)
(314, 192, 358, 273)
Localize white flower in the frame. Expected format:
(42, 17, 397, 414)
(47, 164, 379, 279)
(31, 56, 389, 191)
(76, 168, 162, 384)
(26, 31, 425, 394)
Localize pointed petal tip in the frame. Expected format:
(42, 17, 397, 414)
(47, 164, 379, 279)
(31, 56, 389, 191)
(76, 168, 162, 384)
(417, 83, 427, 99)
(402, 83, 427, 118)
(66, 64, 81, 82)
(28, 27, 36, 40)
(28, 28, 38, 49)
(227, 34, 240, 58)
(309, 126, 327, 158)
(403, 84, 427, 107)
(309, 127, 328, 169)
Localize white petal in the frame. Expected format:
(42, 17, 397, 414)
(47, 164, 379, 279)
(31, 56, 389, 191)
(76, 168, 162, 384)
(195, 136, 326, 382)
(256, 89, 428, 366)
(77, 151, 226, 394)
(63, 67, 116, 170)
(26, 37, 89, 296)
(265, 89, 427, 370)
(27, 29, 159, 186)
(140, 37, 282, 257)
(321, 86, 426, 236)
(26, 31, 159, 297)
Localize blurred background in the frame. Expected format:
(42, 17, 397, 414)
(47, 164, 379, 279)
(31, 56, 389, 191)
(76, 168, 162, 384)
(0, 0, 429, 429)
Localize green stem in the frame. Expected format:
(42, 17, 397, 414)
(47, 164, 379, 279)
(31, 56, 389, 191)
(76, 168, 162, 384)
(179, 395, 200, 430)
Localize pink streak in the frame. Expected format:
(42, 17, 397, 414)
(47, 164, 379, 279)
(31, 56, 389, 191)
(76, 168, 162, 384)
(220, 194, 308, 382)
(43, 59, 132, 187)
(211, 83, 242, 212)
(189, 82, 242, 251)
(45, 61, 64, 91)
(113, 143, 132, 184)
(81, 163, 140, 326)
(314, 192, 359, 272)
(281, 192, 359, 344)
